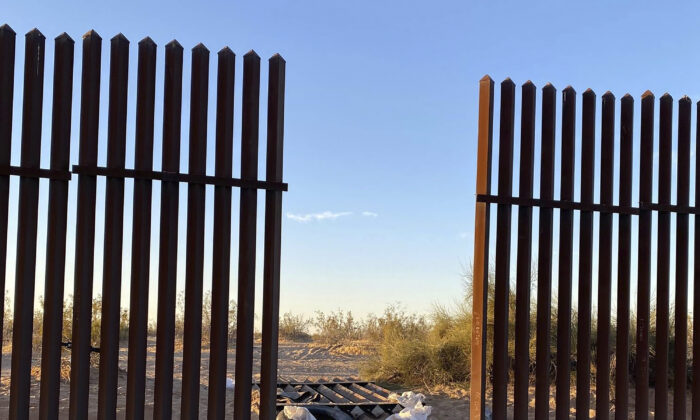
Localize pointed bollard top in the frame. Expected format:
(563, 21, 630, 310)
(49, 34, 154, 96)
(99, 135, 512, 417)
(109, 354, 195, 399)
(270, 53, 285, 63)
(563, 85, 576, 94)
(26, 28, 45, 40)
(83, 29, 101, 41)
(55, 32, 74, 43)
(480, 74, 493, 83)
(0, 23, 15, 35)
(621, 93, 633, 102)
(139, 36, 156, 48)
(244, 49, 260, 59)
(111, 32, 129, 45)
(583, 88, 595, 98)
(641, 90, 654, 99)
(501, 77, 514, 86)
(660, 92, 673, 102)
(166, 39, 182, 50)
(543, 82, 556, 92)
(218, 46, 234, 57)
(602, 90, 615, 100)
(522, 80, 534, 87)
(192, 42, 209, 53)
(680, 95, 692, 104)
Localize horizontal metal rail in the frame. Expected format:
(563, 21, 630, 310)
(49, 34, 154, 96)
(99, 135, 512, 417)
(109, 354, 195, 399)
(477, 193, 700, 215)
(0, 165, 71, 180)
(0, 164, 288, 191)
(73, 165, 288, 191)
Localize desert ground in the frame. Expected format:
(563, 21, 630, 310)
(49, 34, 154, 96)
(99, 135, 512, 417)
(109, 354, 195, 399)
(0, 342, 689, 418)
(0, 340, 466, 419)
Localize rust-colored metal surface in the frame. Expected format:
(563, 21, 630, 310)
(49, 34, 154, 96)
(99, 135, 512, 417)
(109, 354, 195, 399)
(469, 75, 493, 420)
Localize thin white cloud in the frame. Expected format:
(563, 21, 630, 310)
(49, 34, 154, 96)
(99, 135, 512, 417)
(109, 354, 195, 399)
(287, 211, 353, 223)
(362, 211, 379, 217)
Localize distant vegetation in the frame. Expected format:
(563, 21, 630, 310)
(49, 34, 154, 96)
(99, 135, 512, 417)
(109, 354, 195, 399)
(1, 268, 694, 390)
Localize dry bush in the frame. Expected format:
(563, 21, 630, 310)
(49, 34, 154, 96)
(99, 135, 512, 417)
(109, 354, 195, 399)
(361, 304, 467, 386)
(279, 312, 312, 342)
(312, 310, 365, 343)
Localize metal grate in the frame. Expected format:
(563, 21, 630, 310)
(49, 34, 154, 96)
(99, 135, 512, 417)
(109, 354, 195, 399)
(262, 378, 403, 418)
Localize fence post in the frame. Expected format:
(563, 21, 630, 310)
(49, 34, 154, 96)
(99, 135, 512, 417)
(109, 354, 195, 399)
(513, 81, 535, 420)
(126, 36, 157, 420)
(208, 46, 235, 420)
(469, 75, 493, 420)
(576, 88, 595, 420)
(9, 28, 45, 420)
(153, 39, 183, 420)
(69, 29, 102, 420)
(596, 91, 615, 420)
(655, 93, 673, 420)
(234, 50, 261, 420)
(636, 90, 655, 420)
(0, 25, 15, 377)
(694, 100, 700, 420)
(97, 33, 130, 420)
(675, 95, 691, 418)
(556, 86, 576, 420)
(535, 83, 556, 419)
(616, 93, 634, 420)
(260, 53, 286, 420)
(181, 43, 209, 420)
(492, 78, 515, 420)
(39, 32, 74, 419)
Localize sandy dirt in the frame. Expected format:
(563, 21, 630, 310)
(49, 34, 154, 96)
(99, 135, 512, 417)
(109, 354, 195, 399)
(0, 340, 374, 418)
(0, 342, 689, 418)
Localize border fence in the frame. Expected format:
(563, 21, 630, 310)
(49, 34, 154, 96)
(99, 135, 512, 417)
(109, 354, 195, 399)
(470, 75, 698, 419)
(0, 24, 286, 420)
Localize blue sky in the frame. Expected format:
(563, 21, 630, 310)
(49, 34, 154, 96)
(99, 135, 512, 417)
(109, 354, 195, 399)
(2, 1, 700, 323)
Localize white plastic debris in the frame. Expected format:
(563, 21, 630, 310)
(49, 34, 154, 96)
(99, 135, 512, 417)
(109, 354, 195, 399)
(387, 391, 432, 419)
(282, 406, 317, 420)
(226, 378, 235, 389)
